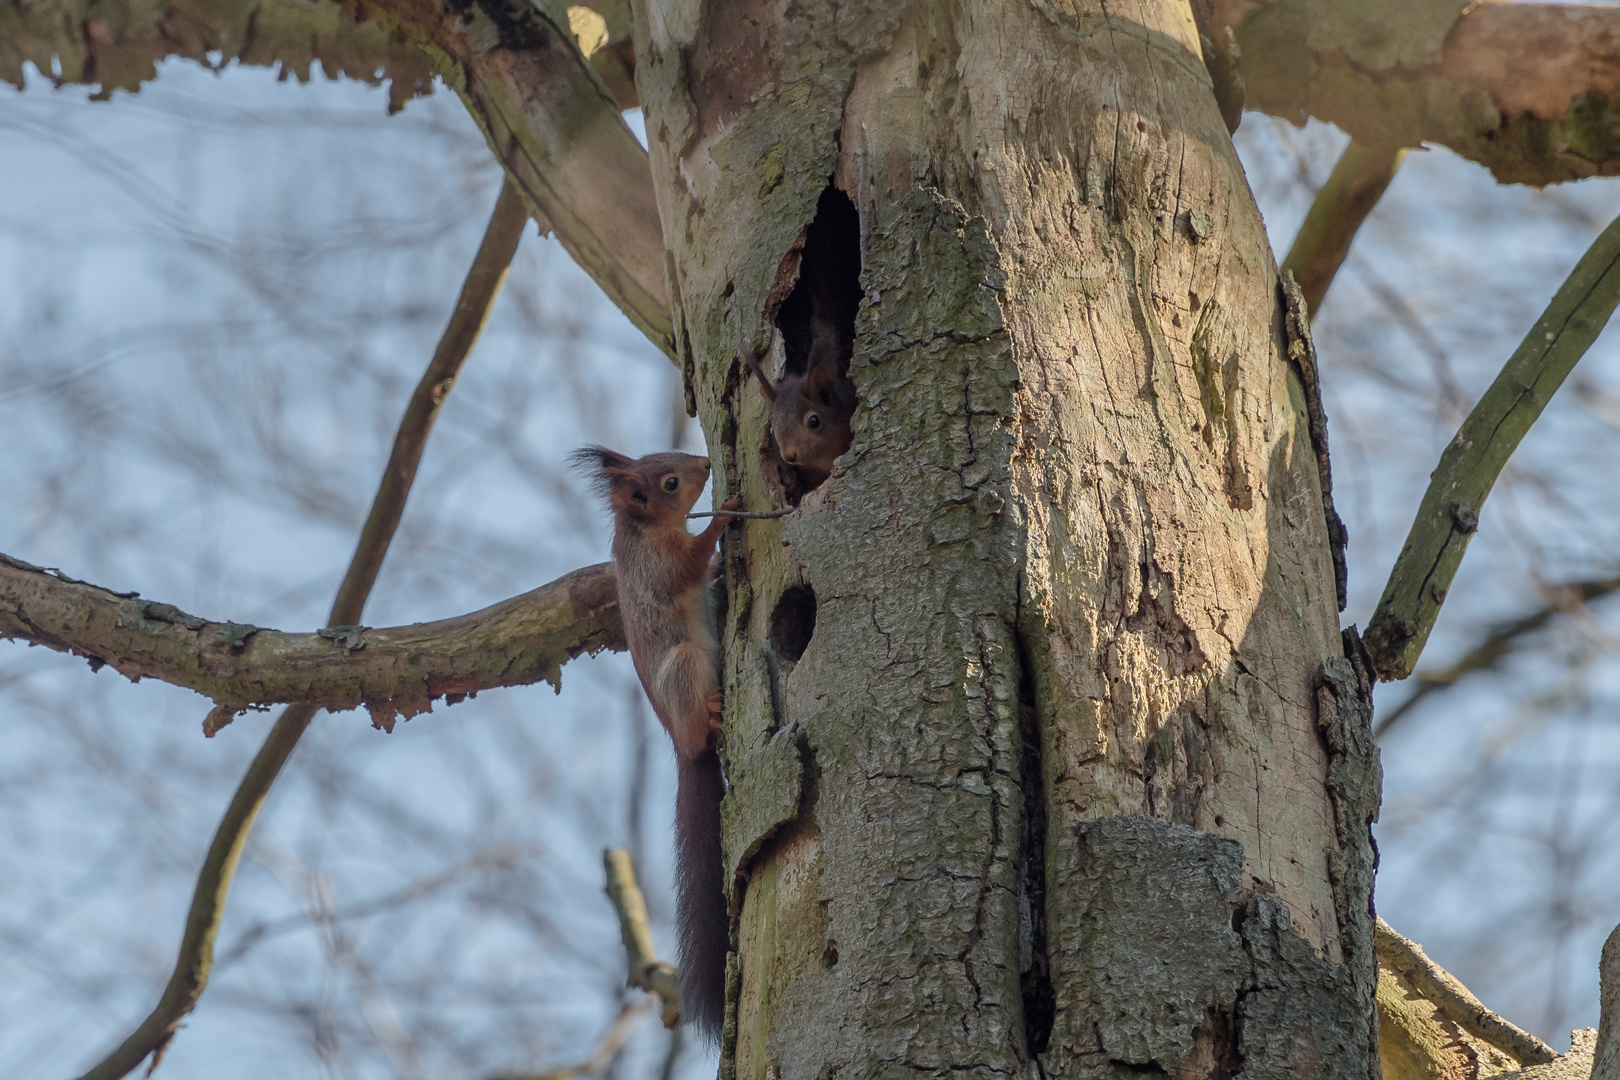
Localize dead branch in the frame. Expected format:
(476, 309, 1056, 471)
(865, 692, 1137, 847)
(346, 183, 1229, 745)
(0, 555, 624, 734)
(1376, 917, 1556, 1075)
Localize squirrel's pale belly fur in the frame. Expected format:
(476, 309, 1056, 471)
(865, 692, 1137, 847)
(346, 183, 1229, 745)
(615, 528, 721, 761)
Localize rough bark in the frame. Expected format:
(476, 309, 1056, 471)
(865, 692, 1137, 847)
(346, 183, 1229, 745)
(0, 553, 623, 731)
(633, 0, 1379, 1075)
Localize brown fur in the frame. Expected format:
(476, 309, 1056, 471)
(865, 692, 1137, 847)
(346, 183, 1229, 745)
(744, 332, 856, 490)
(571, 445, 737, 1042)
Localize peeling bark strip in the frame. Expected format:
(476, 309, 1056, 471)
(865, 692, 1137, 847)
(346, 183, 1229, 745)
(637, 0, 1377, 1073)
(0, 553, 623, 730)
(0, 0, 433, 108)
(1282, 272, 1349, 613)
(1315, 629, 1384, 1068)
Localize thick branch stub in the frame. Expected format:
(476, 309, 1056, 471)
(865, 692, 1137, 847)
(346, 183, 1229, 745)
(0, 553, 624, 731)
(1231, 0, 1620, 185)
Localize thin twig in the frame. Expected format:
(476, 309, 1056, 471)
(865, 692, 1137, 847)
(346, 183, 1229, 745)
(74, 176, 530, 1080)
(1365, 210, 1620, 681)
(603, 848, 682, 1029)
(1375, 917, 1556, 1065)
(1375, 576, 1620, 738)
(488, 999, 655, 1080)
(685, 508, 793, 519)
(1280, 139, 1406, 319)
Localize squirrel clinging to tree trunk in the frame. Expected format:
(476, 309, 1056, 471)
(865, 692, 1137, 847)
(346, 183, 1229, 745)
(571, 446, 739, 1043)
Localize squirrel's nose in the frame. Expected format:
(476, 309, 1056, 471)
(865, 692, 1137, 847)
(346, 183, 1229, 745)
(699, 456, 711, 470)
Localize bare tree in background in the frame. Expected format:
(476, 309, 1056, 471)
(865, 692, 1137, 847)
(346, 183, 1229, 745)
(5, 2, 1620, 1080)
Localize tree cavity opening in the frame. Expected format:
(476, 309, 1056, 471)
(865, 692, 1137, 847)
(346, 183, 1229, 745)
(757, 185, 863, 504)
(769, 586, 817, 663)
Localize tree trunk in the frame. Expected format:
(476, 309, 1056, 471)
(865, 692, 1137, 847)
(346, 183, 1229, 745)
(632, 1, 1381, 1076)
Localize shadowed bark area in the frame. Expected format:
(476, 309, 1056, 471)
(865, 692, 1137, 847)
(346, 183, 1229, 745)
(634, 0, 1379, 1075)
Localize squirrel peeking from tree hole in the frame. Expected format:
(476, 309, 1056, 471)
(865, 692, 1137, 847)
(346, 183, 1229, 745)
(744, 186, 863, 499)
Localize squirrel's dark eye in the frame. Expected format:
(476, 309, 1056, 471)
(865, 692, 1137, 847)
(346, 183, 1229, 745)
(806, 413, 821, 431)
(662, 475, 680, 492)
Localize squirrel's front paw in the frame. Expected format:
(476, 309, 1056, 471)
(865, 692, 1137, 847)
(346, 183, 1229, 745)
(705, 688, 724, 741)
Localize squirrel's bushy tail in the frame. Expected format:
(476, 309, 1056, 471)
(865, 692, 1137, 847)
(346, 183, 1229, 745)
(675, 749, 728, 1044)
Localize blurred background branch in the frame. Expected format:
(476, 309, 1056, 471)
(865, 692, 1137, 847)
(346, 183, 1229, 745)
(1281, 139, 1406, 319)
(74, 174, 530, 1080)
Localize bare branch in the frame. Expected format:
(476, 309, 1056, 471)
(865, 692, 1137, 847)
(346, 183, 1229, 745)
(0, 554, 624, 733)
(1280, 140, 1405, 318)
(332, 176, 530, 620)
(1227, 0, 1620, 186)
(356, 0, 674, 358)
(489, 999, 655, 1080)
(1376, 916, 1556, 1071)
(479, 851, 674, 1080)
(70, 176, 531, 1080)
(1365, 211, 1620, 681)
(603, 848, 681, 1030)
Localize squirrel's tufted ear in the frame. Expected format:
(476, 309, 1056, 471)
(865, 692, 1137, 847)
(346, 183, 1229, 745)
(570, 445, 633, 472)
(570, 445, 637, 498)
(804, 356, 838, 403)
